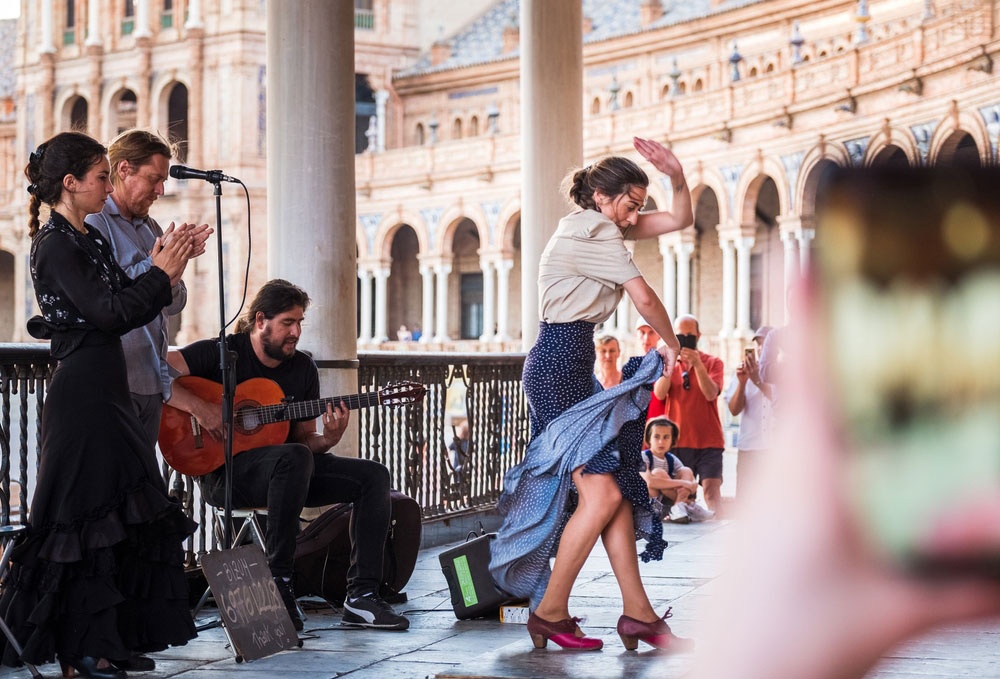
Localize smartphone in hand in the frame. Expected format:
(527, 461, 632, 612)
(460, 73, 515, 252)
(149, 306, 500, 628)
(814, 166, 1000, 577)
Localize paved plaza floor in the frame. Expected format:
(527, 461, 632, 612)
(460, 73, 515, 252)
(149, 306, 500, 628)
(3, 514, 1000, 679)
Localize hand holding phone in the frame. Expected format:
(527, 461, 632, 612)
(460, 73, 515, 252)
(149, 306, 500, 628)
(815, 166, 1000, 576)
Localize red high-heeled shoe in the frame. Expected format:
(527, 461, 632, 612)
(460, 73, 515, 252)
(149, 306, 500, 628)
(527, 612, 604, 650)
(617, 608, 694, 651)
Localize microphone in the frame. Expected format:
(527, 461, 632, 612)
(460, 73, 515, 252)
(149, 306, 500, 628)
(169, 165, 239, 183)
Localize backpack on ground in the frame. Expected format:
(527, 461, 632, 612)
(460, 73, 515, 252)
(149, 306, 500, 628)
(292, 489, 421, 604)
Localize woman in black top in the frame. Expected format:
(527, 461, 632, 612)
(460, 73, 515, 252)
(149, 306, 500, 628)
(0, 132, 198, 678)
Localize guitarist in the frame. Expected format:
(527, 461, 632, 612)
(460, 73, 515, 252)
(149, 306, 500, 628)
(165, 279, 409, 632)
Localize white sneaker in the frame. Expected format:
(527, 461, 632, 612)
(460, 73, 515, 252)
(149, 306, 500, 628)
(685, 502, 715, 522)
(668, 502, 690, 523)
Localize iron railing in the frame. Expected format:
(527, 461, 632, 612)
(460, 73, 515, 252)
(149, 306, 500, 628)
(0, 343, 527, 567)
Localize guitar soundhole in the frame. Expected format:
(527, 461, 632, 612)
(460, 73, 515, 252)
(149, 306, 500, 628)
(236, 402, 264, 434)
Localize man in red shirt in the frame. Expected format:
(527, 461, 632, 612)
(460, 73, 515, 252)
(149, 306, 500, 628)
(663, 315, 725, 515)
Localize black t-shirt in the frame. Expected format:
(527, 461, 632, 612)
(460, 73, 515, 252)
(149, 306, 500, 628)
(179, 332, 321, 434)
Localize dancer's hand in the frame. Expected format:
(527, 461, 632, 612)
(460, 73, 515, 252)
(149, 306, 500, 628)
(634, 137, 683, 183)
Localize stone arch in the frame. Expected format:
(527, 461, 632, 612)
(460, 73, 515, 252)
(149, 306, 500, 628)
(623, 90, 634, 108)
(151, 79, 191, 162)
(469, 115, 480, 136)
(386, 225, 422, 339)
(591, 96, 601, 115)
(691, 189, 723, 333)
(497, 199, 521, 256)
(374, 210, 429, 261)
(865, 125, 918, 167)
(736, 158, 789, 225)
(930, 112, 990, 167)
(797, 141, 849, 218)
(452, 116, 463, 139)
(415, 122, 425, 146)
(436, 207, 488, 255)
(643, 177, 668, 216)
(56, 90, 88, 133)
(102, 82, 141, 139)
(690, 166, 731, 226)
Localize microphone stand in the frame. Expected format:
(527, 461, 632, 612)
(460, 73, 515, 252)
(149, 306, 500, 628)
(211, 179, 237, 550)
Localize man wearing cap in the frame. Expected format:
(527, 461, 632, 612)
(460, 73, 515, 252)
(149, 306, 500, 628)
(724, 326, 775, 500)
(661, 314, 725, 516)
(623, 318, 670, 419)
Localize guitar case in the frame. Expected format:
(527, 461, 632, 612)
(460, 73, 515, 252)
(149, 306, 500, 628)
(292, 490, 421, 604)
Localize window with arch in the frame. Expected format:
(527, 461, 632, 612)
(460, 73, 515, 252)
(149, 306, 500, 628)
(415, 123, 425, 146)
(122, 0, 135, 34)
(469, 115, 479, 136)
(678, 81, 688, 95)
(113, 90, 138, 133)
(749, 66, 758, 78)
(162, 0, 174, 28)
(69, 96, 88, 132)
(591, 97, 601, 114)
(765, 62, 775, 73)
(818, 49, 828, 58)
(693, 78, 704, 93)
(660, 84, 670, 99)
(453, 117, 463, 139)
(64, 0, 76, 44)
(623, 91, 633, 108)
(167, 83, 189, 162)
(355, 74, 376, 153)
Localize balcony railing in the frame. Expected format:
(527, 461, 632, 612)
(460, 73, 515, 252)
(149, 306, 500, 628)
(0, 343, 527, 568)
(354, 9, 374, 30)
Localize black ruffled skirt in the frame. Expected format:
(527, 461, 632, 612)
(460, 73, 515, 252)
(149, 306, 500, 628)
(0, 333, 196, 667)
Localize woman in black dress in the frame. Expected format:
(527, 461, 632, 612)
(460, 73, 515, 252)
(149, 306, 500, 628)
(0, 132, 198, 678)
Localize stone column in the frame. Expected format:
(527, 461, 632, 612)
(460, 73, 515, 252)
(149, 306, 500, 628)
(719, 236, 735, 336)
(519, 0, 583, 349)
(185, 0, 203, 28)
(186, 28, 204, 167)
(675, 242, 694, 317)
(419, 265, 434, 344)
(798, 228, 814, 274)
(782, 231, 798, 323)
(85, 0, 102, 46)
(480, 257, 495, 342)
(40, 0, 55, 54)
(495, 258, 513, 342)
(736, 235, 755, 336)
(136, 37, 152, 127)
(134, 0, 151, 38)
(267, 1, 357, 452)
(434, 262, 452, 342)
(358, 267, 373, 343)
(659, 237, 677, 319)
(372, 267, 389, 343)
(375, 89, 389, 152)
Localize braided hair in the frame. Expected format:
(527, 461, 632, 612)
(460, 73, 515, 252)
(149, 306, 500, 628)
(563, 156, 649, 211)
(25, 132, 107, 237)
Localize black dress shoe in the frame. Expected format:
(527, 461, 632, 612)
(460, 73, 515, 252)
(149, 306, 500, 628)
(112, 654, 155, 671)
(58, 655, 126, 679)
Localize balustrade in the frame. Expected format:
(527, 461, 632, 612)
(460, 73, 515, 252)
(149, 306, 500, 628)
(0, 344, 528, 568)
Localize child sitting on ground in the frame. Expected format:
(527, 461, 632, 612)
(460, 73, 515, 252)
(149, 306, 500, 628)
(640, 416, 714, 522)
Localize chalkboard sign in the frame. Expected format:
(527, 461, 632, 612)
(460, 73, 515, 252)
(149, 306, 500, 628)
(201, 544, 300, 661)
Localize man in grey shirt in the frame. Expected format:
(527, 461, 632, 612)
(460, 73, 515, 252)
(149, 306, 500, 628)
(88, 129, 211, 450)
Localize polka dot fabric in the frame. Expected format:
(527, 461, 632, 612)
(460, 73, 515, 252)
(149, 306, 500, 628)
(489, 322, 666, 608)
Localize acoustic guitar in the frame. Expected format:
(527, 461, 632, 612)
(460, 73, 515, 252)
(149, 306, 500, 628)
(159, 376, 426, 476)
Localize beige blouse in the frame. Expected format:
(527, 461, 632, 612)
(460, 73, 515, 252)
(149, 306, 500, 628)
(538, 209, 642, 324)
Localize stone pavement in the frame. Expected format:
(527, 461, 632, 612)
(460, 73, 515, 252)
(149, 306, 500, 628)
(4, 515, 1000, 679)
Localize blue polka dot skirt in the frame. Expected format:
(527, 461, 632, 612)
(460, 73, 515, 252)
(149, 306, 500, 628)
(489, 321, 666, 607)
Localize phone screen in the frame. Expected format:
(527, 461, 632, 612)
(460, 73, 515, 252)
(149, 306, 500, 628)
(814, 166, 1000, 574)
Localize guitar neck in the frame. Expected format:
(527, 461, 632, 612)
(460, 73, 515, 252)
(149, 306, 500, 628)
(255, 391, 380, 424)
